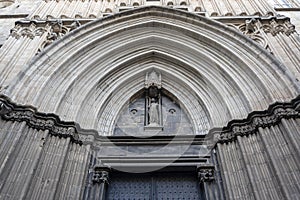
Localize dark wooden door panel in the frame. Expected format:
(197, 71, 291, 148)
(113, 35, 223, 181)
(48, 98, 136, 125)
(107, 172, 202, 200)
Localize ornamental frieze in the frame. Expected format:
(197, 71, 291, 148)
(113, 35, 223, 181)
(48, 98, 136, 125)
(9, 19, 82, 52)
(214, 96, 300, 144)
(10, 23, 49, 40)
(227, 17, 296, 54)
(231, 17, 296, 37)
(0, 94, 299, 145)
(0, 95, 82, 144)
(261, 19, 295, 36)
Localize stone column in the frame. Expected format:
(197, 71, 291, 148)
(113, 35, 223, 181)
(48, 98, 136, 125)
(197, 165, 215, 200)
(92, 165, 110, 200)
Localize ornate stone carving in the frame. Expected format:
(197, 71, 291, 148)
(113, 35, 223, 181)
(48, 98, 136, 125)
(92, 165, 110, 184)
(38, 20, 81, 51)
(232, 17, 296, 55)
(216, 96, 300, 144)
(236, 18, 270, 52)
(92, 170, 109, 184)
(245, 18, 258, 34)
(145, 70, 162, 89)
(261, 19, 295, 36)
(197, 165, 215, 183)
(10, 23, 48, 39)
(0, 95, 82, 144)
(10, 19, 82, 54)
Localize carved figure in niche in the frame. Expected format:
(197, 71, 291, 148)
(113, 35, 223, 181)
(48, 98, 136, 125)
(145, 70, 162, 128)
(149, 98, 159, 126)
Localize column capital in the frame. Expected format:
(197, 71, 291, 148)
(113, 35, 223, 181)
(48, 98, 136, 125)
(197, 165, 215, 183)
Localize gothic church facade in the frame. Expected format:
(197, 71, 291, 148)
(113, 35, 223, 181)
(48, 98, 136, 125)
(0, 0, 300, 199)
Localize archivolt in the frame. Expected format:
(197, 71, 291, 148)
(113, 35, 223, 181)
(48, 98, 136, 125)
(5, 6, 299, 135)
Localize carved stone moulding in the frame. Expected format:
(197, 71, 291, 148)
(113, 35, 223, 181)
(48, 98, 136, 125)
(1, 94, 299, 146)
(0, 95, 82, 144)
(226, 15, 295, 36)
(261, 18, 296, 36)
(209, 95, 300, 144)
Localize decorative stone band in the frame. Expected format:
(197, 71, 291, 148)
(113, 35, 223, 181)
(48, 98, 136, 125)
(11, 14, 295, 43)
(10, 19, 86, 40)
(197, 165, 215, 183)
(237, 16, 296, 36)
(0, 94, 299, 145)
(0, 95, 82, 144)
(92, 165, 111, 184)
(209, 95, 300, 144)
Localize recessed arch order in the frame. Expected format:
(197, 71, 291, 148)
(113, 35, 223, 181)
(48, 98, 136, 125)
(6, 6, 300, 135)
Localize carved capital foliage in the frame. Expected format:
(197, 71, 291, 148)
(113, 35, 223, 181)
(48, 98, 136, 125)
(0, 95, 82, 144)
(92, 165, 111, 184)
(215, 96, 300, 144)
(197, 165, 215, 183)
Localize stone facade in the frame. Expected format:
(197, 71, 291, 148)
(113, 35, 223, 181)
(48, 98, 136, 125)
(0, 0, 299, 199)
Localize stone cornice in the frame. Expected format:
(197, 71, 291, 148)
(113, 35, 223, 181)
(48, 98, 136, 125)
(0, 94, 299, 145)
(0, 95, 82, 144)
(10, 13, 294, 45)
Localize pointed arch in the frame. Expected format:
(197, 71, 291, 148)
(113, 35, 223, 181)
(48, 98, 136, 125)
(5, 6, 299, 135)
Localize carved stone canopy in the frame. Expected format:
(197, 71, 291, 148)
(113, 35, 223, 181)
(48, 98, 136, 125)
(145, 70, 161, 89)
